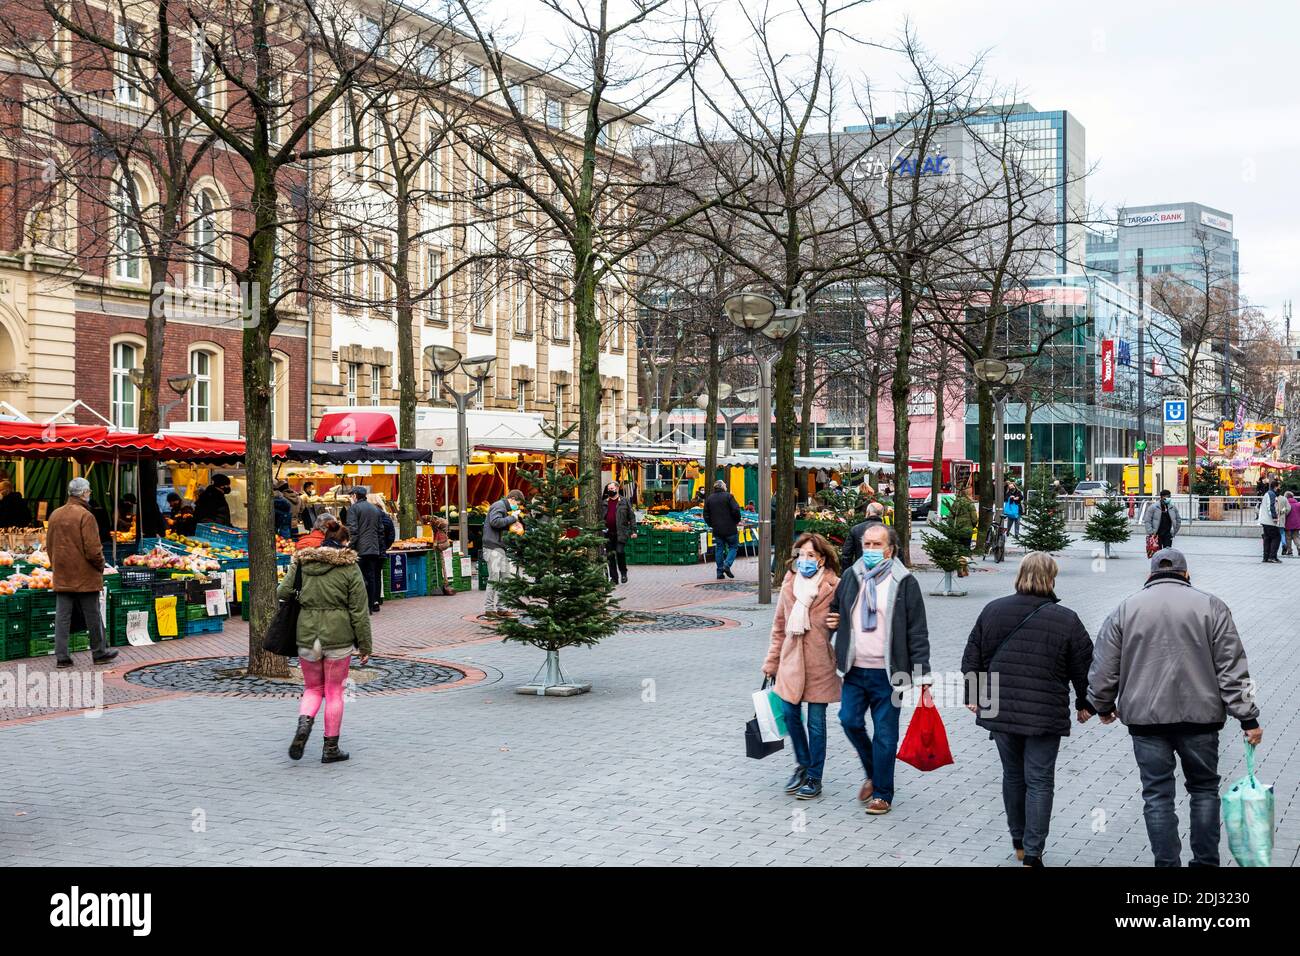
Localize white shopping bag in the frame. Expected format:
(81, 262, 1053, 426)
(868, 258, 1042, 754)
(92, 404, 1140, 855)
(750, 685, 789, 743)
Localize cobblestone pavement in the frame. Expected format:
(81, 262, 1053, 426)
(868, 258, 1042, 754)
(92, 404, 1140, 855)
(1, 534, 1296, 866)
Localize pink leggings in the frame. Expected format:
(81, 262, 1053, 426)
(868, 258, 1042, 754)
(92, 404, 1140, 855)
(299, 656, 351, 737)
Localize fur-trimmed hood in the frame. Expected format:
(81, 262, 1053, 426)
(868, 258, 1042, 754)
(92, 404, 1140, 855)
(293, 545, 359, 570)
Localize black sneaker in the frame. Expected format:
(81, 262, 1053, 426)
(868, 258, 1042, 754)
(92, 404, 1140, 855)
(1022, 856, 1044, 868)
(784, 769, 807, 794)
(92, 649, 118, 665)
(55, 658, 74, 669)
(716, 572, 725, 580)
(620, 574, 628, 584)
(723, 566, 735, 579)
(795, 779, 823, 800)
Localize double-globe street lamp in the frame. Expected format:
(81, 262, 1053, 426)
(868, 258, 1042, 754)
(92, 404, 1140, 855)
(694, 381, 734, 454)
(972, 358, 1025, 529)
(723, 292, 806, 605)
(425, 345, 496, 556)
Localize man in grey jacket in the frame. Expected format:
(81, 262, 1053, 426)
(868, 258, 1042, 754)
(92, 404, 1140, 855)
(482, 490, 525, 614)
(1142, 489, 1181, 550)
(345, 487, 385, 613)
(1086, 548, 1263, 867)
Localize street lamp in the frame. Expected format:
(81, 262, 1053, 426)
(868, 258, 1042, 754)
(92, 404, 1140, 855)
(724, 291, 805, 605)
(973, 358, 1024, 527)
(425, 344, 495, 556)
(694, 381, 733, 446)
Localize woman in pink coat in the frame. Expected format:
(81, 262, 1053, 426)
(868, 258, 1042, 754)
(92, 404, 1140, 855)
(1285, 491, 1300, 556)
(762, 532, 843, 799)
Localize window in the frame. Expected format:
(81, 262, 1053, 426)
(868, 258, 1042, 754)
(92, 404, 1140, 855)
(417, 43, 442, 79)
(191, 189, 218, 288)
(112, 174, 144, 282)
(270, 352, 290, 438)
(429, 369, 443, 401)
(351, 237, 366, 300)
(461, 63, 482, 94)
(508, 82, 526, 112)
(424, 247, 445, 323)
(546, 97, 564, 129)
(553, 384, 565, 428)
(111, 342, 138, 429)
(471, 260, 490, 328)
(267, 75, 282, 148)
(550, 296, 568, 341)
(346, 363, 359, 406)
(189, 350, 214, 421)
(422, 124, 442, 192)
(358, 16, 384, 56)
(192, 32, 214, 110)
(513, 282, 530, 335)
(516, 380, 527, 413)
(340, 99, 358, 176)
(370, 238, 390, 305)
(114, 21, 141, 106)
(370, 365, 383, 406)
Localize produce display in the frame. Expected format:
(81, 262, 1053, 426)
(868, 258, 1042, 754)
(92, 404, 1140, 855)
(26, 551, 50, 569)
(0, 567, 53, 594)
(275, 535, 296, 554)
(0, 551, 13, 566)
(165, 530, 247, 562)
(124, 547, 219, 574)
(390, 538, 432, 551)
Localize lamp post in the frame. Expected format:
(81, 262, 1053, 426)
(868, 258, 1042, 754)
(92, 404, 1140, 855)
(425, 345, 495, 556)
(724, 292, 806, 605)
(973, 358, 1024, 531)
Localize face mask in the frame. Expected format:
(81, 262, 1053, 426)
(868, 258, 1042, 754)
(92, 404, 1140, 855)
(606, 489, 618, 498)
(861, 550, 885, 569)
(795, 557, 820, 577)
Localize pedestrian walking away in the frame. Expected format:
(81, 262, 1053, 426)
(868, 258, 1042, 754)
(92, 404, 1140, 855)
(703, 480, 742, 579)
(1004, 481, 1024, 538)
(47, 478, 117, 668)
(762, 533, 843, 801)
(344, 486, 386, 612)
(840, 500, 886, 568)
(1284, 491, 1300, 557)
(1257, 479, 1284, 563)
(961, 552, 1094, 867)
(1143, 489, 1181, 551)
(602, 481, 637, 585)
(1086, 548, 1263, 867)
(829, 524, 932, 815)
(281, 521, 373, 764)
(482, 490, 525, 615)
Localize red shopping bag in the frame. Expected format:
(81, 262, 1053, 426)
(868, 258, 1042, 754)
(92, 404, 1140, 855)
(1145, 534, 1160, 558)
(896, 685, 954, 772)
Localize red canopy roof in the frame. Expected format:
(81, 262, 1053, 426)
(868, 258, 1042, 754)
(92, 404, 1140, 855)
(313, 411, 398, 447)
(0, 422, 288, 463)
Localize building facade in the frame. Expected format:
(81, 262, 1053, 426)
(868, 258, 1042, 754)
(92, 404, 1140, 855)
(1086, 201, 1239, 292)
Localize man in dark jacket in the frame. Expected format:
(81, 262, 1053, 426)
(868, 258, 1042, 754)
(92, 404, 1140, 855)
(48, 478, 116, 667)
(1088, 548, 1262, 867)
(602, 481, 637, 585)
(840, 501, 886, 567)
(344, 487, 385, 613)
(828, 524, 931, 815)
(702, 480, 742, 580)
(193, 473, 233, 527)
(961, 551, 1093, 867)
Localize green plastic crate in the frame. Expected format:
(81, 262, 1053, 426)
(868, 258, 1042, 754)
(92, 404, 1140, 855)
(29, 637, 55, 657)
(2, 633, 27, 660)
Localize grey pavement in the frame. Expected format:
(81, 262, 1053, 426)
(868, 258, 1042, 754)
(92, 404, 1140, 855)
(2, 533, 1296, 866)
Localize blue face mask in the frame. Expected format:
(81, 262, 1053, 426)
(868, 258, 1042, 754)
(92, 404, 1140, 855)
(860, 550, 885, 569)
(795, 557, 820, 577)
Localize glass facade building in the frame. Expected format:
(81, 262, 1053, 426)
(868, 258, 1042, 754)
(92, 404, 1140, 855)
(964, 275, 1174, 484)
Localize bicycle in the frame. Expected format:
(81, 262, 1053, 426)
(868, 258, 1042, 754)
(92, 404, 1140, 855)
(985, 514, 1008, 564)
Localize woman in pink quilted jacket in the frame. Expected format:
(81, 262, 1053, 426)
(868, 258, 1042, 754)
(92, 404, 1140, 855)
(1284, 491, 1300, 556)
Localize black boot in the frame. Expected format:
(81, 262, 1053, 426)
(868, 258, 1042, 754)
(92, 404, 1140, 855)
(288, 715, 314, 761)
(321, 736, 350, 763)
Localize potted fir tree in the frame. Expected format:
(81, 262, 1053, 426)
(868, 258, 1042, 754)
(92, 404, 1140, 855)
(1083, 495, 1130, 559)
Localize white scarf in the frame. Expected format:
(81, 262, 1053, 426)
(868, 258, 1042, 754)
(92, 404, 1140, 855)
(786, 568, 824, 637)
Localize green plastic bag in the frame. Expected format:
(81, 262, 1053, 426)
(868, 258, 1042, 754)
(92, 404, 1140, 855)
(1221, 742, 1273, 867)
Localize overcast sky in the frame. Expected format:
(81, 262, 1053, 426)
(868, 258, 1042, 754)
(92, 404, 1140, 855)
(482, 0, 1298, 320)
(856, 0, 1299, 318)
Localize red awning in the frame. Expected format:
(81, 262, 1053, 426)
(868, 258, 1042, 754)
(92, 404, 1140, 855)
(1149, 440, 1211, 458)
(0, 422, 288, 463)
(313, 411, 398, 447)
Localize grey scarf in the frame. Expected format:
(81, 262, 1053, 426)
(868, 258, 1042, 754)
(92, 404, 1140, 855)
(857, 558, 894, 631)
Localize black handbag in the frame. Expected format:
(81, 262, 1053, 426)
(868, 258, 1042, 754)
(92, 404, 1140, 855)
(262, 562, 302, 657)
(745, 676, 786, 760)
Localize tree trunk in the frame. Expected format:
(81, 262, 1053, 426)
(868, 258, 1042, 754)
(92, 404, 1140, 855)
(974, 382, 994, 551)
(799, 336, 814, 457)
(772, 332, 799, 589)
(867, 375, 879, 460)
(930, 369, 945, 505)
(137, 255, 169, 537)
(703, 332, 720, 488)
(574, 255, 602, 528)
(244, 171, 288, 679)
(892, 298, 914, 563)
(395, 186, 418, 538)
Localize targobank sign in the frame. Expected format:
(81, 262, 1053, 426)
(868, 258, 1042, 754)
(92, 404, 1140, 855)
(1122, 209, 1185, 227)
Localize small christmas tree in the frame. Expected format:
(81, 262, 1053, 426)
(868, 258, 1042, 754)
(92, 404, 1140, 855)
(1019, 483, 1072, 554)
(1083, 495, 1130, 558)
(490, 423, 626, 695)
(921, 496, 973, 596)
(1191, 465, 1225, 497)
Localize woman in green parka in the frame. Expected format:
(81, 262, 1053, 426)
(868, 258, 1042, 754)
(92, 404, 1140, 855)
(280, 520, 373, 763)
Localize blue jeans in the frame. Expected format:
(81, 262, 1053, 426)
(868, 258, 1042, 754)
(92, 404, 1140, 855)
(1131, 732, 1221, 867)
(838, 667, 901, 803)
(714, 533, 738, 573)
(992, 732, 1061, 859)
(781, 699, 828, 781)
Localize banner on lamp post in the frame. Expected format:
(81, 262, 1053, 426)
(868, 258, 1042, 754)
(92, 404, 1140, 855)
(1100, 339, 1115, 393)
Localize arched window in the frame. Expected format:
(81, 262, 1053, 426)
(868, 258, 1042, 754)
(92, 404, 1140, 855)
(112, 172, 146, 282)
(191, 189, 218, 288)
(188, 347, 221, 421)
(111, 340, 140, 428)
(270, 351, 290, 438)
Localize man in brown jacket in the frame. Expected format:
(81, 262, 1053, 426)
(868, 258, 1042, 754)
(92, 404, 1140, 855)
(49, 477, 116, 668)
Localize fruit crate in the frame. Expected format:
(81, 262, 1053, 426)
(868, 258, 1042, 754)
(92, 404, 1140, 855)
(118, 567, 159, 589)
(3, 632, 28, 660)
(183, 617, 224, 635)
(196, 523, 249, 549)
(29, 636, 55, 657)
